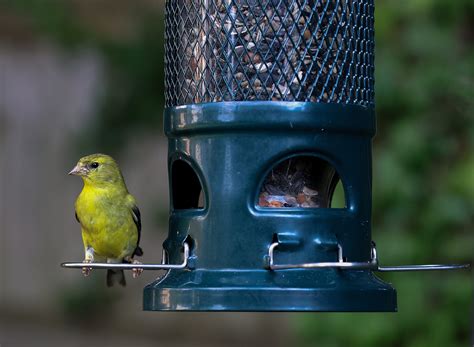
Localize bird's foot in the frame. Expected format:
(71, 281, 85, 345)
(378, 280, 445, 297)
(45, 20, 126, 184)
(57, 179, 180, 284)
(82, 247, 94, 276)
(131, 260, 143, 279)
(82, 259, 93, 277)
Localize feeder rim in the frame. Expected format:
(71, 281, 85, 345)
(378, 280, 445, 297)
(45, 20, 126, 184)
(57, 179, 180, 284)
(164, 102, 376, 136)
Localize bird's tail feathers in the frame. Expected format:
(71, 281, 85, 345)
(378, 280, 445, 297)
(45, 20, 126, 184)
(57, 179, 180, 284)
(107, 269, 126, 287)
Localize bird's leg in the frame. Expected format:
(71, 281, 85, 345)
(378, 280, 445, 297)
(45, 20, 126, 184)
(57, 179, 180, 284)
(125, 256, 143, 278)
(82, 247, 94, 276)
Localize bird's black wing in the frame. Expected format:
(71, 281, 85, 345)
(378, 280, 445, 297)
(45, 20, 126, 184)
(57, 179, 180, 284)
(131, 205, 143, 257)
(75, 211, 80, 223)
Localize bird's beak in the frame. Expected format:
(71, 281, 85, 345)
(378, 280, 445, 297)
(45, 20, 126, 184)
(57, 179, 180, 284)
(68, 164, 87, 176)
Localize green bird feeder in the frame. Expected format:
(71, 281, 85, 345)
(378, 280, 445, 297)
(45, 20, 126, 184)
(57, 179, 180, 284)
(62, 0, 469, 311)
(145, 0, 382, 311)
(141, 0, 470, 311)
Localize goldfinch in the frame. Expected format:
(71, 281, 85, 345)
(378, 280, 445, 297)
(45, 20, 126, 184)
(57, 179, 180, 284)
(69, 153, 143, 286)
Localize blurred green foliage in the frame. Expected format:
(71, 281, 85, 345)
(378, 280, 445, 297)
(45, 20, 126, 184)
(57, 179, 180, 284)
(6, 0, 473, 345)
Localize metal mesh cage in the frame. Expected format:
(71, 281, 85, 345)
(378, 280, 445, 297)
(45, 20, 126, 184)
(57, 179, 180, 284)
(165, 0, 374, 107)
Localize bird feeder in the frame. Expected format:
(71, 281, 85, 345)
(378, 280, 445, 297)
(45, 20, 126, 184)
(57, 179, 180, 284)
(141, 0, 470, 311)
(62, 0, 469, 311)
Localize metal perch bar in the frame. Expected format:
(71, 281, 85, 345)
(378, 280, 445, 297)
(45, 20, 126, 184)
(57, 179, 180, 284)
(377, 264, 470, 272)
(61, 242, 190, 270)
(267, 242, 470, 272)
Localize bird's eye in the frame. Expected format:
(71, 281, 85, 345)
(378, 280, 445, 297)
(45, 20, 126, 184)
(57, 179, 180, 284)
(90, 162, 99, 169)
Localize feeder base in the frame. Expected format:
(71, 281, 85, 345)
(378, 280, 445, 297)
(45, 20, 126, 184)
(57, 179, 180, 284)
(143, 269, 397, 312)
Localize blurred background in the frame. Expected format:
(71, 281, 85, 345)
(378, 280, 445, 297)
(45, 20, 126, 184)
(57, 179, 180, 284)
(0, 0, 472, 346)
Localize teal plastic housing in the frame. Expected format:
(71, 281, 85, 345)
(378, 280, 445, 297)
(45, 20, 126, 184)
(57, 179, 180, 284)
(143, 101, 397, 311)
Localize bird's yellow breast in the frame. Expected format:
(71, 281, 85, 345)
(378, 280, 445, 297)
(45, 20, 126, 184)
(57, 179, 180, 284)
(75, 184, 138, 260)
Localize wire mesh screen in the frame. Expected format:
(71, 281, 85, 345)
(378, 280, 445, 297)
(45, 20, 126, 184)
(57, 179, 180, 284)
(165, 0, 374, 107)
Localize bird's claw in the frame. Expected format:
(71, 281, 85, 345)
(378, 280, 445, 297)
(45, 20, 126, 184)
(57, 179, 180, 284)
(82, 259, 92, 277)
(132, 260, 143, 279)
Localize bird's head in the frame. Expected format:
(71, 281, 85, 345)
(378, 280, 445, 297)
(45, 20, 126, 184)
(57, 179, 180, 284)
(69, 153, 126, 188)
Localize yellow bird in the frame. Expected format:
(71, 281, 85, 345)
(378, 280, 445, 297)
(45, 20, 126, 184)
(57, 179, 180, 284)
(69, 153, 143, 286)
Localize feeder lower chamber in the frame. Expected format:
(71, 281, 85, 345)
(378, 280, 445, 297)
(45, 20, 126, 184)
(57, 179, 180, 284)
(143, 102, 397, 311)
